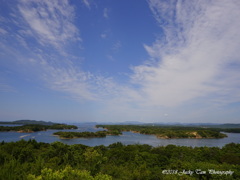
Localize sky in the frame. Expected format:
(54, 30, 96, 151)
(0, 0, 240, 123)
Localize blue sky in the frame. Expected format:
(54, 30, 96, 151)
(1, 0, 240, 123)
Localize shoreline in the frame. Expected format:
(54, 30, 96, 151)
(102, 128, 227, 139)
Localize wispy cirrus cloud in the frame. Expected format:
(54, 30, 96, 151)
(103, 8, 109, 19)
(82, 0, 91, 9)
(15, 0, 97, 100)
(1, 0, 240, 122)
(112, 41, 121, 52)
(0, 28, 7, 35)
(17, 0, 80, 51)
(24, 0, 239, 111)
(128, 0, 240, 107)
(101, 33, 107, 39)
(0, 0, 106, 101)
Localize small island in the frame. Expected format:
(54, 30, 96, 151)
(0, 120, 77, 132)
(53, 130, 122, 139)
(96, 125, 228, 139)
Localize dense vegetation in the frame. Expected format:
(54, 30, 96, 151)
(0, 120, 57, 125)
(53, 130, 122, 139)
(0, 124, 77, 133)
(0, 140, 239, 179)
(96, 125, 228, 139)
(221, 128, 240, 133)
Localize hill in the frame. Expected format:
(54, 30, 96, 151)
(0, 120, 56, 125)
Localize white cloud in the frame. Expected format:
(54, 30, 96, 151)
(103, 8, 109, 18)
(112, 41, 121, 51)
(45, 67, 96, 101)
(101, 33, 107, 39)
(16, 0, 114, 102)
(100, 29, 111, 39)
(82, 0, 91, 9)
(18, 0, 80, 51)
(2, 0, 121, 103)
(1, 0, 240, 122)
(106, 55, 114, 61)
(2, 0, 98, 101)
(129, 0, 240, 107)
(0, 28, 7, 35)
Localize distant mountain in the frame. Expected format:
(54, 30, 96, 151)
(118, 121, 145, 125)
(92, 121, 145, 125)
(149, 123, 221, 126)
(0, 120, 57, 125)
(2, 120, 238, 128)
(94, 122, 240, 128)
(72, 121, 145, 125)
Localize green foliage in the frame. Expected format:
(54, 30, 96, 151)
(27, 166, 112, 180)
(96, 125, 228, 139)
(0, 124, 77, 132)
(221, 128, 240, 133)
(53, 130, 122, 139)
(0, 140, 239, 180)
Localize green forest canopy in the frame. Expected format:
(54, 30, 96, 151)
(0, 140, 239, 180)
(0, 124, 77, 133)
(96, 125, 232, 139)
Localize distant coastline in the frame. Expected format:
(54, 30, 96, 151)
(0, 120, 77, 132)
(95, 124, 240, 139)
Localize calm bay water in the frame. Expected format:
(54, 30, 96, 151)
(0, 124, 239, 147)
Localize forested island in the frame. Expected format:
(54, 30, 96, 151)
(0, 120, 77, 132)
(0, 140, 239, 179)
(96, 125, 229, 139)
(53, 130, 121, 139)
(52, 124, 240, 139)
(0, 120, 56, 125)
